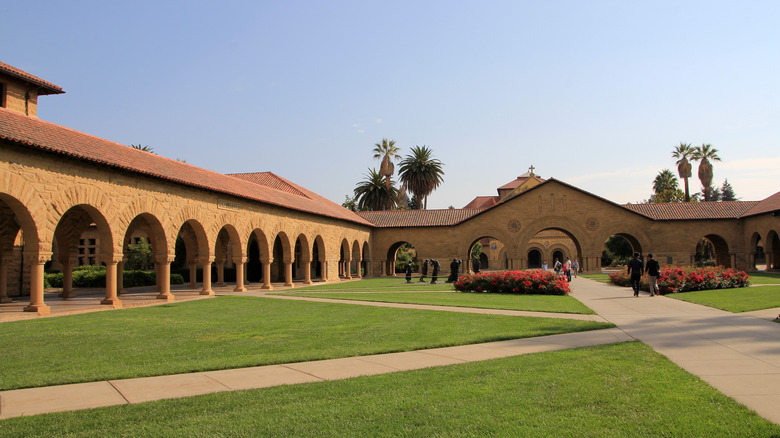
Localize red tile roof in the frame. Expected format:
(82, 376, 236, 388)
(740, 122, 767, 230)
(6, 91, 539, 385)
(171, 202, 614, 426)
(229, 172, 310, 198)
(463, 196, 498, 209)
(357, 209, 482, 227)
(741, 191, 780, 218)
(621, 201, 761, 220)
(0, 61, 64, 95)
(0, 107, 371, 226)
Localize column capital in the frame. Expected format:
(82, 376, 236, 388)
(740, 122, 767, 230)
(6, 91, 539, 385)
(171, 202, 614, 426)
(24, 252, 52, 264)
(233, 257, 248, 265)
(198, 257, 215, 265)
(154, 255, 176, 264)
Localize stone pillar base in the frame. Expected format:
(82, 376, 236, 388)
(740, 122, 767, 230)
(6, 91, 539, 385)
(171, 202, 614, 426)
(303, 280, 313, 285)
(101, 298, 123, 308)
(156, 293, 175, 302)
(24, 304, 51, 315)
(59, 290, 77, 299)
(0, 297, 12, 303)
(233, 285, 247, 292)
(261, 284, 274, 290)
(200, 289, 214, 296)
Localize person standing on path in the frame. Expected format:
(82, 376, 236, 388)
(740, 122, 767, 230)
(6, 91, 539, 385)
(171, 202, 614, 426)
(572, 259, 579, 278)
(565, 257, 573, 282)
(627, 252, 644, 297)
(645, 253, 660, 297)
(419, 259, 429, 282)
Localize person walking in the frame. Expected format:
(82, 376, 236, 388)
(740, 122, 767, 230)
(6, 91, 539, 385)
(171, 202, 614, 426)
(645, 253, 660, 297)
(627, 252, 644, 297)
(565, 257, 573, 282)
(572, 259, 579, 278)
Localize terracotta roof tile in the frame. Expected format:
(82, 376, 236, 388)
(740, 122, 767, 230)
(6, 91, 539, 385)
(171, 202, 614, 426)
(740, 191, 780, 218)
(463, 196, 498, 209)
(229, 172, 310, 198)
(357, 209, 481, 227)
(0, 61, 64, 95)
(621, 201, 761, 220)
(0, 107, 371, 226)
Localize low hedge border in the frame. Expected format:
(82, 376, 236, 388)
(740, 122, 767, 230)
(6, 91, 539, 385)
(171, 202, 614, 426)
(454, 270, 571, 295)
(45, 268, 184, 289)
(608, 265, 749, 295)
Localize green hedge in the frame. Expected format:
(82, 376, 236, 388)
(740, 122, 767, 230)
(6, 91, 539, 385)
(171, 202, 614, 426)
(45, 268, 184, 289)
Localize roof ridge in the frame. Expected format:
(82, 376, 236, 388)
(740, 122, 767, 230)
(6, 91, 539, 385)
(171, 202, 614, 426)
(0, 61, 64, 94)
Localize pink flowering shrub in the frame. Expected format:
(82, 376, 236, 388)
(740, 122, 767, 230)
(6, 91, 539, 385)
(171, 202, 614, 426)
(454, 270, 570, 295)
(608, 266, 750, 295)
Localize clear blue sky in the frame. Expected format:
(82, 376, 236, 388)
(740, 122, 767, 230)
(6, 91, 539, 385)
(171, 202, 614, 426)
(4, 1, 779, 208)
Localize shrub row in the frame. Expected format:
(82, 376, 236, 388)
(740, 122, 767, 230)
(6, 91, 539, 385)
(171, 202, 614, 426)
(608, 265, 750, 294)
(454, 270, 571, 295)
(45, 269, 184, 289)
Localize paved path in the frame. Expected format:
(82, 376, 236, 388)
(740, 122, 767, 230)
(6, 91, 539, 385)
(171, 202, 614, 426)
(1, 277, 779, 425)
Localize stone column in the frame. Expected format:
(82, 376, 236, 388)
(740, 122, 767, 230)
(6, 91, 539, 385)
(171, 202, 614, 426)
(117, 259, 126, 295)
(188, 262, 198, 288)
(23, 252, 51, 315)
(0, 254, 12, 303)
(154, 261, 162, 292)
(59, 256, 75, 298)
(216, 259, 226, 286)
(379, 261, 386, 277)
(284, 261, 293, 287)
(233, 257, 247, 292)
(156, 256, 175, 301)
(101, 257, 123, 308)
(303, 258, 313, 285)
(200, 258, 213, 296)
(345, 259, 352, 279)
(355, 257, 363, 279)
(261, 260, 273, 290)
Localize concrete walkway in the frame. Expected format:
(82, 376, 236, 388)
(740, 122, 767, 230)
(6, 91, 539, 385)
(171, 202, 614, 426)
(1, 277, 779, 425)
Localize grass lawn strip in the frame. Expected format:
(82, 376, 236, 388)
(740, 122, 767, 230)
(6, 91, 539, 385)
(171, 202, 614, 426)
(2, 342, 777, 437)
(0, 296, 612, 391)
(294, 277, 456, 292)
(579, 273, 611, 284)
(278, 291, 595, 314)
(746, 271, 780, 285)
(668, 285, 780, 313)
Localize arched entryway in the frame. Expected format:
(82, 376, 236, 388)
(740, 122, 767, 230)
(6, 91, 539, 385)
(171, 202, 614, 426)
(175, 219, 212, 295)
(466, 236, 508, 272)
(695, 234, 730, 268)
(601, 233, 641, 267)
(527, 249, 542, 269)
(0, 194, 47, 313)
(764, 230, 779, 271)
(386, 241, 416, 277)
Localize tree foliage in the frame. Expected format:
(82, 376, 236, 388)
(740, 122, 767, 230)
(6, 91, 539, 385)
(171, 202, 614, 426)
(130, 144, 155, 153)
(372, 138, 400, 190)
(692, 144, 721, 201)
(399, 145, 445, 210)
(672, 142, 694, 201)
(354, 168, 398, 211)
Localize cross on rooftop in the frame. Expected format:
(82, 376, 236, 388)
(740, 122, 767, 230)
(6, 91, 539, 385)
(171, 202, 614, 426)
(528, 165, 535, 175)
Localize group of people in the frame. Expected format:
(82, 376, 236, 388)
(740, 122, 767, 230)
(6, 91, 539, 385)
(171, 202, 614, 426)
(552, 257, 579, 282)
(627, 252, 660, 297)
(406, 258, 464, 284)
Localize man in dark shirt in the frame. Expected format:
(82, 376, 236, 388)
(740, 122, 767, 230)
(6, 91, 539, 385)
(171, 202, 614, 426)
(627, 252, 644, 297)
(645, 253, 660, 297)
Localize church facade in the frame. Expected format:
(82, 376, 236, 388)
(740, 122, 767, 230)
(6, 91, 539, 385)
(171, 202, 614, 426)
(1, 61, 778, 315)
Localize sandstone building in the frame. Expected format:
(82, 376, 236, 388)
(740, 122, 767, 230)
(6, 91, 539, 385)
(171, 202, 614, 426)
(1, 61, 778, 315)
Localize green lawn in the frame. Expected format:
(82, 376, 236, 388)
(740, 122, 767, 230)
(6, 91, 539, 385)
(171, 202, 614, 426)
(2, 342, 777, 437)
(579, 274, 611, 284)
(278, 291, 595, 314)
(667, 285, 780, 313)
(746, 271, 780, 285)
(0, 296, 612, 391)
(295, 277, 456, 291)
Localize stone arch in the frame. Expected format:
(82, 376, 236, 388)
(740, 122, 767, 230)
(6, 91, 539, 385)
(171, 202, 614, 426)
(0, 189, 44, 252)
(213, 223, 244, 289)
(765, 230, 779, 271)
(293, 234, 311, 281)
(311, 235, 326, 281)
(271, 231, 293, 284)
(361, 240, 371, 277)
(516, 215, 593, 271)
(526, 247, 543, 269)
(351, 240, 362, 278)
(0, 194, 44, 306)
(385, 240, 417, 277)
(50, 185, 114, 254)
(749, 232, 764, 270)
(465, 235, 511, 272)
(696, 234, 731, 268)
(116, 198, 172, 255)
(339, 238, 351, 278)
(247, 228, 271, 284)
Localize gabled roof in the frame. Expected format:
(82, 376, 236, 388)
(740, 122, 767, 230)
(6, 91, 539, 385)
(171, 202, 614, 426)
(463, 196, 498, 209)
(622, 201, 761, 220)
(0, 107, 371, 226)
(357, 209, 481, 228)
(0, 61, 64, 95)
(740, 191, 780, 218)
(229, 172, 310, 198)
(497, 172, 545, 191)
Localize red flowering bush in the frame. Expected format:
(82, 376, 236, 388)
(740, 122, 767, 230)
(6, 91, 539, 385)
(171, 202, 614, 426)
(454, 270, 570, 295)
(608, 266, 750, 294)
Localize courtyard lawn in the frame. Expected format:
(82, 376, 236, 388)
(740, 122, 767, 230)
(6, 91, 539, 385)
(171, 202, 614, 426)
(579, 273, 611, 284)
(279, 291, 595, 314)
(0, 296, 612, 391)
(667, 285, 780, 313)
(2, 342, 777, 437)
(746, 271, 780, 285)
(294, 277, 456, 291)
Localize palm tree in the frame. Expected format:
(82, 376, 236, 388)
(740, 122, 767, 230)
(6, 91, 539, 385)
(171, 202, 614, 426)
(652, 169, 679, 194)
(671, 142, 693, 201)
(398, 145, 445, 209)
(692, 144, 721, 201)
(372, 139, 400, 190)
(130, 144, 154, 153)
(354, 168, 398, 211)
